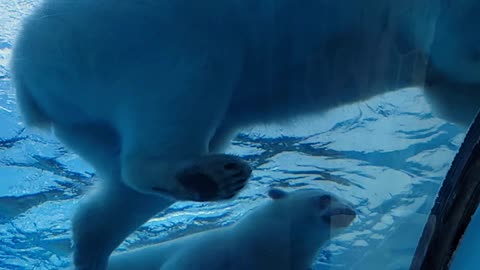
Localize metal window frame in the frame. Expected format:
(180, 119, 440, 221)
(410, 110, 480, 270)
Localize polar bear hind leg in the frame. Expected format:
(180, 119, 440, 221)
(53, 123, 174, 269)
(14, 79, 52, 129)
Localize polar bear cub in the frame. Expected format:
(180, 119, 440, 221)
(107, 188, 356, 270)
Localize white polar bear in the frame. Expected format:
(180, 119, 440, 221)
(107, 188, 356, 270)
(10, 0, 480, 269)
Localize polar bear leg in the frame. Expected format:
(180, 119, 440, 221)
(118, 65, 251, 202)
(120, 123, 251, 202)
(72, 180, 173, 270)
(208, 124, 239, 153)
(14, 79, 52, 128)
(54, 124, 174, 270)
(53, 123, 121, 179)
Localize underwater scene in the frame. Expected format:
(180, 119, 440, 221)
(0, 0, 478, 269)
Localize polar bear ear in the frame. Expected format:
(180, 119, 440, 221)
(268, 188, 288, 200)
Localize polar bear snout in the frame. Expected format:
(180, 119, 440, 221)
(310, 192, 356, 228)
(322, 205, 356, 228)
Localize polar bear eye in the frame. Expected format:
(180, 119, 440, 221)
(315, 195, 332, 210)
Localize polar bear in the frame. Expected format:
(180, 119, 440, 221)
(107, 188, 356, 270)
(10, 0, 480, 269)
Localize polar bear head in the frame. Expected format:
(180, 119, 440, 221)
(236, 188, 356, 269)
(264, 188, 356, 241)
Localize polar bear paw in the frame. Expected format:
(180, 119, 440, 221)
(154, 154, 252, 201)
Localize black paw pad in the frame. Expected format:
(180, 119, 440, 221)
(224, 162, 240, 170)
(176, 171, 219, 201)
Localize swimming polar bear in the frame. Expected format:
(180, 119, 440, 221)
(10, 0, 480, 269)
(107, 188, 356, 270)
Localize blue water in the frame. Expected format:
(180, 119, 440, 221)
(0, 1, 467, 269)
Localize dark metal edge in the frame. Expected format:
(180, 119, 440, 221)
(410, 109, 480, 270)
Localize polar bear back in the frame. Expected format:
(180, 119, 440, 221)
(108, 229, 233, 270)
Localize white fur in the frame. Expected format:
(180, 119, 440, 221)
(10, 0, 480, 268)
(107, 189, 355, 270)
